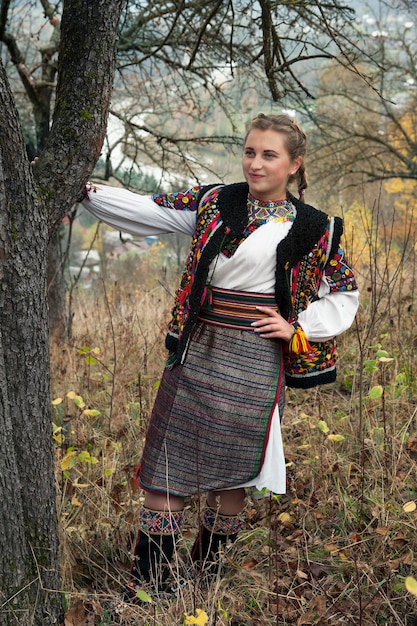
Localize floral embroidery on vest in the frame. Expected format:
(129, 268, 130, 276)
(156, 183, 357, 388)
(164, 188, 224, 339)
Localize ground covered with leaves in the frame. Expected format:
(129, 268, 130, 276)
(52, 264, 417, 626)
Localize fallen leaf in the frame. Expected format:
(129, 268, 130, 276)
(318, 420, 329, 434)
(369, 385, 383, 399)
(136, 589, 152, 603)
(324, 543, 339, 553)
(405, 576, 417, 597)
(64, 601, 96, 626)
(61, 450, 77, 471)
(327, 434, 345, 442)
(183, 608, 209, 625)
(406, 436, 417, 451)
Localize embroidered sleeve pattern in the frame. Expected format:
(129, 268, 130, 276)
(152, 186, 201, 211)
(325, 246, 357, 292)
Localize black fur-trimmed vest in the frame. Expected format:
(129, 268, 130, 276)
(165, 182, 345, 388)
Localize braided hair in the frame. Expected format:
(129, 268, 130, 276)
(245, 114, 308, 199)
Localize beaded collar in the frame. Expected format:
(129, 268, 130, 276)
(219, 194, 296, 259)
(247, 194, 295, 223)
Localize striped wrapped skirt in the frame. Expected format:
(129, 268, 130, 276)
(137, 288, 285, 497)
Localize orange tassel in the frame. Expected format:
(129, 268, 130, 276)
(288, 326, 312, 354)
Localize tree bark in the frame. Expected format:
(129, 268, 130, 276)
(0, 1, 125, 623)
(0, 57, 61, 625)
(36, 0, 126, 236)
(48, 228, 69, 340)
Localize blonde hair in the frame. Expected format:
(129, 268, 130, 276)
(245, 113, 308, 198)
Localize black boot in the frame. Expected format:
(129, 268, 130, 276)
(124, 507, 184, 603)
(130, 530, 175, 585)
(191, 506, 243, 574)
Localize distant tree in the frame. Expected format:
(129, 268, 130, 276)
(303, 2, 417, 194)
(107, 0, 374, 186)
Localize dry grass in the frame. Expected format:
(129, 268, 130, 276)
(51, 249, 417, 626)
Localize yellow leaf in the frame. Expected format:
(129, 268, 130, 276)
(403, 501, 417, 513)
(318, 420, 329, 433)
(61, 450, 77, 471)
(278, 512, 291, 524)
(82, 409, 101, 417)
(66, 391, 77, 399)
(72, 395, 85, 409)
(369, 385, 383, 400)
(328, 434, 345, 442)
(217, 599, 230, 621)
(53, 433, 65, 444)
(405, 576, 417, 597)
(135, 589, 152, 603)
(91, 347, 101, 355)
(71, 494, 82, 506)
(183, 609, 209, 625)
(52, 397, 63, 405)
(73, 480, 90, 488)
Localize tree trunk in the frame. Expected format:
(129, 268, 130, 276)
(36, 0, 126, 233)
(48, 229, 68, 341)
(0, 59, 61, 625)
(39, 37, 69, 340)
(0, 1, 125, 623)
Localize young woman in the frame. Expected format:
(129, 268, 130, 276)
(82, 114, 359, 599)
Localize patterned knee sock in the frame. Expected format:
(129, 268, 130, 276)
(191, 505, 244, 567)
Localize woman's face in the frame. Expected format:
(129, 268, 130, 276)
(242, 128, 301, 201)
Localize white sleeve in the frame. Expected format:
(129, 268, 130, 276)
(81, 185, 197, 236)
(297, 276, 359, 342)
